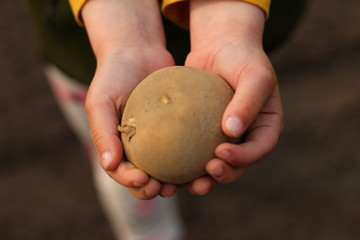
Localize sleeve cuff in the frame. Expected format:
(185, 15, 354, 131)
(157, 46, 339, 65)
(242, 0, 271, 19)
(161, 0, 271, 29)
(69, 0, 271, 27)
(68, 0, 88, 26)
(161, 0, 190, 29)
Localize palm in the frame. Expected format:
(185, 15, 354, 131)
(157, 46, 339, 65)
(184, 43, 283, 194)
(86, 48, 177, 199)
(90, 48, 174, 110)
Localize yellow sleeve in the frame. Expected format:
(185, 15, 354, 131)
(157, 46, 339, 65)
(161, 0, 190, 29)
(162, 0, 271, 29)
(68, 0, 88, 25)
(69, 0, 271, 28)
(243, 0, 271, 18)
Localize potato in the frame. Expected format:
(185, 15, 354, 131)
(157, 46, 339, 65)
(118, 66, 236, 184)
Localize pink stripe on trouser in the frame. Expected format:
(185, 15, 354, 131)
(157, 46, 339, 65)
(44, 64, 184, 240)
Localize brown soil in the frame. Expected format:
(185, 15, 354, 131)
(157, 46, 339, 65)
(1, 0, 359, 239)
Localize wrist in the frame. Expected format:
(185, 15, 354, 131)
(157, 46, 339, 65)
(81, 0, 166, 59)
(189, 0, 265, 50)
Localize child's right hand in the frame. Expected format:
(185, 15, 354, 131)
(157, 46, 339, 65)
(82, 0, 180, 200)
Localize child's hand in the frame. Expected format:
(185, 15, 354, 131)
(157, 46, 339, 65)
(85, 47, 180, 200)
(82, 0, 178, 200)
(184, 0, 283, 194)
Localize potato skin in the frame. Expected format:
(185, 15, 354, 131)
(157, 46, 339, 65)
(120, 66, 235, 184)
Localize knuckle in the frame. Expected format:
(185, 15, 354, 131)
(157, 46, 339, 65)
(128, 188, 154, 200)
(254, 60, 276, 84)
(260, 68, 276, 86)
(90, 128, 106, 149)
(216, 175, 233, 184)
(84, 92, 94, 114)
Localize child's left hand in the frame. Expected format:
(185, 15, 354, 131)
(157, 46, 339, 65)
(184, 0, 284, 195)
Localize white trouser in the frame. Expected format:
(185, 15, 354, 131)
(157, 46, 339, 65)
(44, 65, 184, 240)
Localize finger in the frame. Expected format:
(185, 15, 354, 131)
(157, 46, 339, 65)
(206, 158, 247, 183)
(187, 176, 218, 195)
(215, 106, 282, 167)
(128, 178, 162, 200)
(222, 63, 276, 138)
(159, 184, 178, 198)
(85, 85, 122, 171)
(107, 160, 149, 188)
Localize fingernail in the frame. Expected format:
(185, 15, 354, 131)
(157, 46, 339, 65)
(159, 192, 172, 198)
(225, 117, 243, 137)
(212, 166, 224, 178)
(101, 152, 112, 170)
(133, 182, 144, 188)
(216, 150, 231, 161)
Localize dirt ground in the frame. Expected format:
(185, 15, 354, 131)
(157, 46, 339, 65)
(1, 0, 359, 239)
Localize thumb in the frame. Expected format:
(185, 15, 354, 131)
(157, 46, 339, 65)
(85, 87, 123, 171)
(222, 65, 276, 138)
